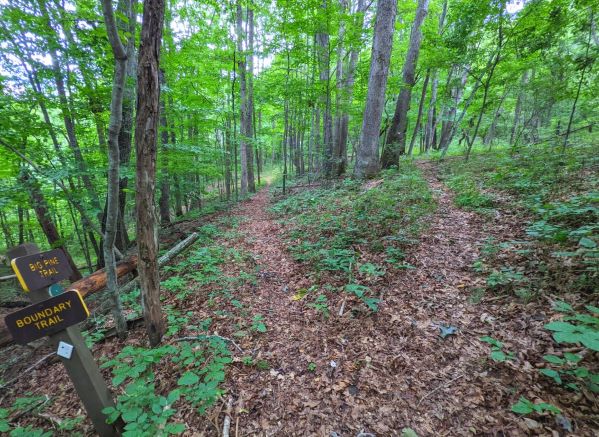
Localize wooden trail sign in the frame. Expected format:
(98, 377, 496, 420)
(4, 290, 89, 345)
(10, 248, 72, 292)
(6, 244, 120, 437)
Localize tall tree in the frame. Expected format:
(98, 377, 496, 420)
(135, 0, 166, 347)
(354, 0, 397, 178)
(381, 0, 430, 168)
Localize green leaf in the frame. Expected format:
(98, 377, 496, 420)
(552, 301, 573, 312)
(580, 333, 599, 351)
(544, 321, 578, 332)
(539, 368, 562, 384)
(165, 423, 186, 434)
(586, 305, 599, 315)
(579, 237, 597, 248)
(511, 397, 534, 414)
(543, 355, 565, 365)
(401, 428, 419, 437)
(177, 371, 199, 386)
(564, 352, 582, 363)
(490, 350, 507, 362)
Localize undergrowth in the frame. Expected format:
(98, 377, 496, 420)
(271, 161, 435, 312)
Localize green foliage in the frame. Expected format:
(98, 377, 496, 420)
(251, 314, 267, 333)
(307, 362, 317, 372)
(511, 396, 560, 416)
(446, 174, 495, 212)
(0, 397, 52, 437)
(101, 335, 231, 434)
(480, 336, 515, 362)
(307, 294, 330, 318)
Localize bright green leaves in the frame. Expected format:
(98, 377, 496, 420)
(178, 371, 199, 386)
(511, 397, 560, 416)
(480, 336, 514, 362)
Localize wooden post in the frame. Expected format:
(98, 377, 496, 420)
(6, 244, 120, 437)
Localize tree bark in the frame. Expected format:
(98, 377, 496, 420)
(159, 69, 171, 225)
(101, 0, 130, 337)
(509, 70, 530, 145)
(353, 0, 397, 178)
(20, 170, 82, 281)
(135, 0, 166, 347)
(316, 2, 333, 177)
(407, 69, 430, 156)
(381, 0, 429, 168)
(246, 6, 256, 192)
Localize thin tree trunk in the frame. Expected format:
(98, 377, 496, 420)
(236, 0, 250, 196)
(159, 69, 171, 225)
(563, 11, 593, 151)
(509, 70, 530, 145)
(135, 0, 166, 347)
(101, 0, 130, 337)
(353, 0, 397, 178)
(246, 6, 256, 192)
(408, 70, 430, 156)
(116, 0, 137, 252)
(20, 170, 82, 281)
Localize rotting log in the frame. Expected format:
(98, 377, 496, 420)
(0, 232, 199, 348)
(119, 232, 198, 294)
(67, 256, 138, 298)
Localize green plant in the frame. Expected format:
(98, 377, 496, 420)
(251, 314, 267, 333)
(345, 283, 380, 312)
(480, 336, 515, 362)
(511, 396, 560, 415)
(538, 302, 599, 392)
(307, 362, 316, 372)
(307, 294, 329, 318)
(358, 262, 386, 277)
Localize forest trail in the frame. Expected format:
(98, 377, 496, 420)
(205, 163, 541, 436)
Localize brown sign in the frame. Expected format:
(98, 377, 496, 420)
(11, 249, 73, 292)
(4, 290, 89, 345)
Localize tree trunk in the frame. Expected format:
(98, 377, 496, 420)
(408, 69, 430, 156)
(483, 88, 508, 147)
(159, 69, 171, 225)
(20, 170, 82, 281)
(135, 0, 166, 347)
(316, 4, 333, 178)
(236, 0, 250, 196)
(509, 70, 530, 145)
(246, 6, 256, 192)
(116, 0, 137, 252)
(101, 0, 130, 337)
(353, 0, 397, 178)
(381, 0, 429, 168)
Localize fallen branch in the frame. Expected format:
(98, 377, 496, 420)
(119, 232, 199, 294)
(222, 397, 233, 437)
(416, 373, 464, 408)
(0, 352, 57, 391)
(0, 274, 16, 282)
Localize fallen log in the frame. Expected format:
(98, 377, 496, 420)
(119, 232, 198, 294)
(67, 256, 138, 297)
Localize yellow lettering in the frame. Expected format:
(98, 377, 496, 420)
(44, 308, 53, 317)
(39, 320, 48, 329)
(58, 303, 66, 311)
(64, 300, 72, 309)
(23, 316, 32, 325)
(56, 315, 63, 322)
(35, 321, 41, 330)
(16, 319, 24, 328)
(47, 317, 55, 326)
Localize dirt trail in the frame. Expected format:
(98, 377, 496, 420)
(212, 164, 551, 436)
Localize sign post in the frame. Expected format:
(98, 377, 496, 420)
(5, 244, 120, 437)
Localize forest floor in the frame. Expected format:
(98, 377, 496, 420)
(1, 157, 596, 436)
